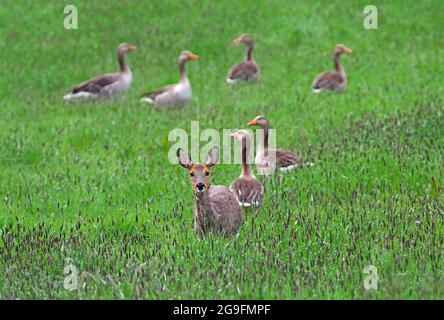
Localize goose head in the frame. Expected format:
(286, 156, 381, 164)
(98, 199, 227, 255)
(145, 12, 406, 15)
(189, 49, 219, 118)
(177, 147, 218, 196)
(230, 129, 252, 142)
(179, 50, 199, 63)
(118, 43, 137, 54)
(247, 115, 269, 128)
(230, 130, 253, 158)
(333, 44, 352, 56)
(233, 34, 253, 46)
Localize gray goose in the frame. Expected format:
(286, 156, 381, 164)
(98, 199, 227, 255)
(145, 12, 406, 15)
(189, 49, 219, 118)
(141, 50, 199, 109)
(247, 116, 306, 174)
(177, 147, 242, 236)
(312, 44, 352, 93)
(226, 34, 260, 84)
(63, 43, 137, 100)
(230, 130, 264, 207)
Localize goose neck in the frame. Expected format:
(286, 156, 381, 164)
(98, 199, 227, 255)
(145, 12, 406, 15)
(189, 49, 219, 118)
(245, 44, 254, 62)
(118, 50, 130, 73)
(334, 53, 344, 76)
(240, 136, 253, 177)
(179, 59, 188, 82)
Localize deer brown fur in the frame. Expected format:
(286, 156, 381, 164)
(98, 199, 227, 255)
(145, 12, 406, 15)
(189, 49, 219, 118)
(177, 147, 243, 236)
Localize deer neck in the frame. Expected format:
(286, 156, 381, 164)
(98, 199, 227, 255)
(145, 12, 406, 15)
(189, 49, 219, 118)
(195, 191, 217, 231)
(195, 191, 214, 219)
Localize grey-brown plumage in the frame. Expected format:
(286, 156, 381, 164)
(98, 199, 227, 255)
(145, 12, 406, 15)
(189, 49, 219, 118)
(142, 84, 175, 103)
(141, 51, 199, 109)
(275, 148, 303, 168)
(177, 147, 243, 236)
(70, 74, 120, 95)
(247, 116, 309, 174)
(230, 178, 264, 207)
(229, 130, 264, 207)
(63, 43, 137, 100)
(227, 34, 260, 83)
(312, 44, 352, 93)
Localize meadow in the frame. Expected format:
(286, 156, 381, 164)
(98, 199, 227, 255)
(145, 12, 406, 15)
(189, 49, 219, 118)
(0, 0, 443, 299)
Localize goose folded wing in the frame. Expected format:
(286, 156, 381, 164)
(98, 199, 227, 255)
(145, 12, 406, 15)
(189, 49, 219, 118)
(276, 148, 303, 167)
(228, 62, 258, 80)
(231, 178, 263, 204)
(142, 84, 176, 100)
(312, 71, 344, 90)
(72, 73, 120, 94)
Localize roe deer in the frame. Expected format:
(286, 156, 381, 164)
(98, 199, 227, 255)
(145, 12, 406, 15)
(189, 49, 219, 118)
(177, 147, 242, 236)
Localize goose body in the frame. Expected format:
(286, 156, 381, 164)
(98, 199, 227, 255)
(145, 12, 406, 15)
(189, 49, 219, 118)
(254, 148, 303, 174)
(227, 34, 260, 84)
(63, 43, 136, 101)
(247, 116, 306, 174)
(141, 51, 198, 109)
(229, 130, 264, 207)
(141, 79, 191, 108)
(312, 44, 352, 93)
(230, 177, 264, 207)
(227, 61, 259, 84)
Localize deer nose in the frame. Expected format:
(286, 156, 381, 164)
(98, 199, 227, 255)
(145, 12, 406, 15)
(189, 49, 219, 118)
(196, 182, 205, 190)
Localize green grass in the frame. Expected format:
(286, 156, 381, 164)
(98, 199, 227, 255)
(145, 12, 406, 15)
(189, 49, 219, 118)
(1, 0, 443, 299)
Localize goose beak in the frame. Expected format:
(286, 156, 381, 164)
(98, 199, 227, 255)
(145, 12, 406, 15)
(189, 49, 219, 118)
(343, 47, 352, 54)
(233, 36, 243, 44)
(128, 45, 137, 51)
(247, 119, 257, 126)
(188, 53, 199, 60)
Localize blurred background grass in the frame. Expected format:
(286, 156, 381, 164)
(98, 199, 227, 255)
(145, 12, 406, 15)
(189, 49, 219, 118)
(0, 0, 443, 299)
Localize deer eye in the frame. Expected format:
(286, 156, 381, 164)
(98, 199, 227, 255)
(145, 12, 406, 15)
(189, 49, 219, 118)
(204, 171, 209, 176)
(190, 172, 195, 177)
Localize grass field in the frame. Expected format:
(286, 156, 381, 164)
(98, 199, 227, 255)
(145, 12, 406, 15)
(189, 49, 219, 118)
(0, 0, 443, 299)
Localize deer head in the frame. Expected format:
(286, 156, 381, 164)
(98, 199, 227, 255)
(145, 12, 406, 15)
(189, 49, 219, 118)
(177, 147, 219, 196)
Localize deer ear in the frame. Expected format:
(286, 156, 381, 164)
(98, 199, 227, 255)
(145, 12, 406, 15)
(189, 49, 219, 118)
(177, 148, 193, 169)
(205, 146, 219, 168)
